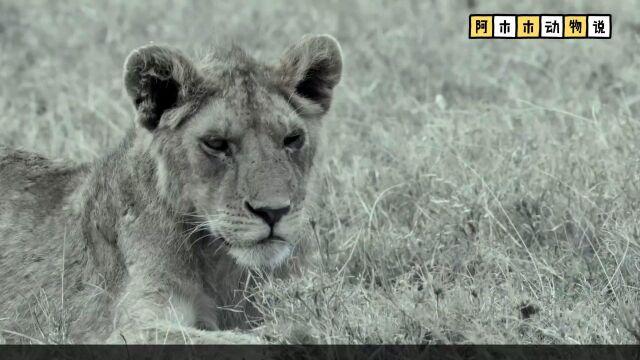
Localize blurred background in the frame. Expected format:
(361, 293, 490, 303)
(1, 0, 639, 343)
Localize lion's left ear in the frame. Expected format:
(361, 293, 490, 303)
(274, 34, 343, 117)
(123, 44, 202, 131)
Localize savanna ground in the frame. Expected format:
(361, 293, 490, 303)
(1, 0, 639, 344)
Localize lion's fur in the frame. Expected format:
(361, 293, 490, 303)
(0, 35, 342, 344)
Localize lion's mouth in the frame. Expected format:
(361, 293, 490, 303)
(227, 236, 292, 269)
(221, 236, 288, 248)
(256, 235, 286, 245)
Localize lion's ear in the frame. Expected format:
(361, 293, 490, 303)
(275, 34, 343, 117)
(124, 45, 200, 131)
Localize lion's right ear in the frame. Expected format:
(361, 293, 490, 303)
(124, 45, 200, 131)
(275, 35, 343, 118)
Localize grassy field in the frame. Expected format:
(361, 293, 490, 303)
(1, 0, 639, 344)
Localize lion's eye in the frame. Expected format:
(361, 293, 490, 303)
(283, 132, 305, 151)
(201, 138, 230, 155)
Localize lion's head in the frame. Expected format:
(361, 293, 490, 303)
(122, 35, 342, 269)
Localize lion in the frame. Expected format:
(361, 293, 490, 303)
(0, 34, 342, 344)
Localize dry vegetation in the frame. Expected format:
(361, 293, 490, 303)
(1, 0, 639, 344)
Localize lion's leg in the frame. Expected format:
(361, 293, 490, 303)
(106, 280, 262, 344)
(108, 326, 262, 344)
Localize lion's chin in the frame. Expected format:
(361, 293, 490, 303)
(227, 239, 292, 269)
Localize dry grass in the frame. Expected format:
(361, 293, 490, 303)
(1, 0, 639, 344)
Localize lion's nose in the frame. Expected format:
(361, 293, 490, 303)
(245, 201, 291, 227)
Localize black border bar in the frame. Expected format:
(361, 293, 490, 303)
(0, 345, 638, 360)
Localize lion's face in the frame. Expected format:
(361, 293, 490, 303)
(123, 36, 342, 268)
(178, 88, 319, 268)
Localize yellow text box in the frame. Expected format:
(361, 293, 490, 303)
(564, 15, 587, 37)
(470, 15, 492, 38)
(517, 16, 540, 37)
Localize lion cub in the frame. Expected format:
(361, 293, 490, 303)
(0, 35, 342, 343)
